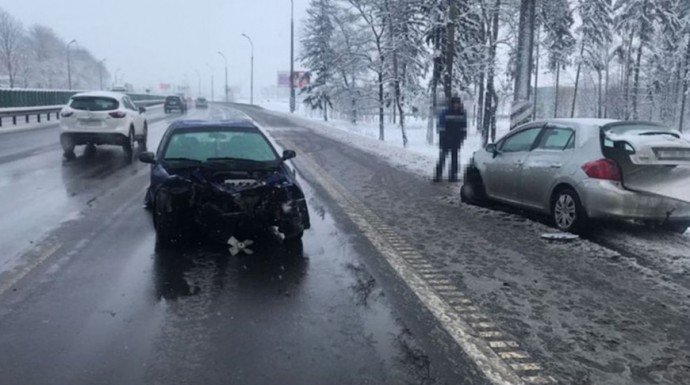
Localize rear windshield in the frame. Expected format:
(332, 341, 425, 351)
(70, 97, 119, 111)
(166, 96, 181, 102)
(164, 131, 279, 162)
(197, 98, 207, 102)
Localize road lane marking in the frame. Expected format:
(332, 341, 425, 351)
(281, 139, 557, 385)
(0, 240, 62, 296)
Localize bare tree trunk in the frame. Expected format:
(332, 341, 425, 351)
(483, 0, 500, 145)
(604, 47, 610, 118)
(378, 70, 384, 140)
(632, 40, 644, 120)
(679, 39, 690, 132)
(444, 2, 458, 99)
(477, 72, 486, 141)
(571, 40, 585, 118)
(324, 100, 328, 122)
(533, 26, 540, 119)
(597, 69, 603, 118)
(623, 30, 635, 118)
(554, 65, 561, 118)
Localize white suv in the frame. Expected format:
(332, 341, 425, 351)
(59, 91, 148, 160)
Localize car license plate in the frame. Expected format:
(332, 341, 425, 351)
(79, 119, 101, 127)
(655, 148, 690, 161)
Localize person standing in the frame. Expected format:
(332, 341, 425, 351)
(434, 96, 467, 182)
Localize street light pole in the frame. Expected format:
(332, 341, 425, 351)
(218, 51, 229, 103)
(290, 0, 295, 113)
(114, 68, 122, 85)
(241, 33, 255, 104)
(66, 39, 77, 90)
(98, 59, 106, 90)
(206, 63, 215, 101)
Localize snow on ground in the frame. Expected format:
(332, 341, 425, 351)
(256, 98, 509, 181)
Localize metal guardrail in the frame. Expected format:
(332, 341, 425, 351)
(0, 99, 166, 128)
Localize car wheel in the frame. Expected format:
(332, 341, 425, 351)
(551, 188, 587, 234)
(123, 128, 135, 160)
(662, 221, 689, 234)
(63, 150, 76, 161)
(460, 168, 489, 206)
(154, 196, 179, 248)
(138, 123, 148, 151)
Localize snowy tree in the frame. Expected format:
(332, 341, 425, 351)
(576, 0, 613, 118)
(614, 0, 657, 119)
(0, 7, 24, 88)
(300, 0, 336, 121)
(382, 0, 428, 147)
(348, 0, 388, 140)
(541, 0, 575, 118)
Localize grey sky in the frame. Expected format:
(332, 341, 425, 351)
(4, 0, 309, 97)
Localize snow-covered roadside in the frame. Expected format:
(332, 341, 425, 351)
(256, 98, 509, 181)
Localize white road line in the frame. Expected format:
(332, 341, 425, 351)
(0, 241, 61, 296)
(288, 141, 532, 385)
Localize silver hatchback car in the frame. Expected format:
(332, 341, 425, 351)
(461, 119, 690, 233)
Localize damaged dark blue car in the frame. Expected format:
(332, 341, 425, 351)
(139, 119, 310, 247)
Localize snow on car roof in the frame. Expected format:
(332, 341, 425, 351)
(530, 118, 620, 128)
(70, 91, 126, 99)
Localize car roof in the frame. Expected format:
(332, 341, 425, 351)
(528, 118, 620, 129)
(167, 119, 259, 132)
(71, 91, 125, 99)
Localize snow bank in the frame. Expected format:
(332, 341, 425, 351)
(258, 99, 509, 180)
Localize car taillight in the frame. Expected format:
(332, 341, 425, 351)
(109, 111, 126, 118)
(582, 159, 621, 181)
(60, 111, 73, 118)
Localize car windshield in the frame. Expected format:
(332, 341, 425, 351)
(69, 96, 119, 111)
(163, 130, 278, 163)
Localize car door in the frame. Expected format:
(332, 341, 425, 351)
(483, 126, 543, 202)
(518, 124, 576, 210)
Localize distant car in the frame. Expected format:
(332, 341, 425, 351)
(195, 97, 208, 109)
(461, 119, 690, 234)
(138, 119, 311, 246)
(164, 95, 187, 113)
(59, 91, 148, 160)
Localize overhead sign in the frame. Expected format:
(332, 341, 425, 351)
(277, 71, 310, 89)
(159, 83, 171, 90)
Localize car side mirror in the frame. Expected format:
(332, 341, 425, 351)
(282, 150, 297, 161)
(138, 151, 156, 164)
(139, 106, 146, 113)
(486, 143, 499, 158)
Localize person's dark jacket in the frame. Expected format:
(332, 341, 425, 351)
(438, 107, 468, 149)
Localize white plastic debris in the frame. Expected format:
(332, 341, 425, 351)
(228, 236, 255, 256)
(541, 232, 579, 241)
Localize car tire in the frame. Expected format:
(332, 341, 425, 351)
(662, 221, 689, 234)
(551, 188, 587, 234)
(123, 128, 135, 160)
(153, 196, 179, 248)
(460, 167, 489, 206)
(138, 123, 148, 151)
(63, 150, 76, 161)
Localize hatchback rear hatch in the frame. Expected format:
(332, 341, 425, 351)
(66, 96, 124, 130)
(601, 122, 690, 204)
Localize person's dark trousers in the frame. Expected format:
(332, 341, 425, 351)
(435, 146, 459, 181)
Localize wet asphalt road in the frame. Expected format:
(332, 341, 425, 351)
(232, 104, 690, 385)
(2, 103, 690, 385)
(0, 105, 469, 385)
